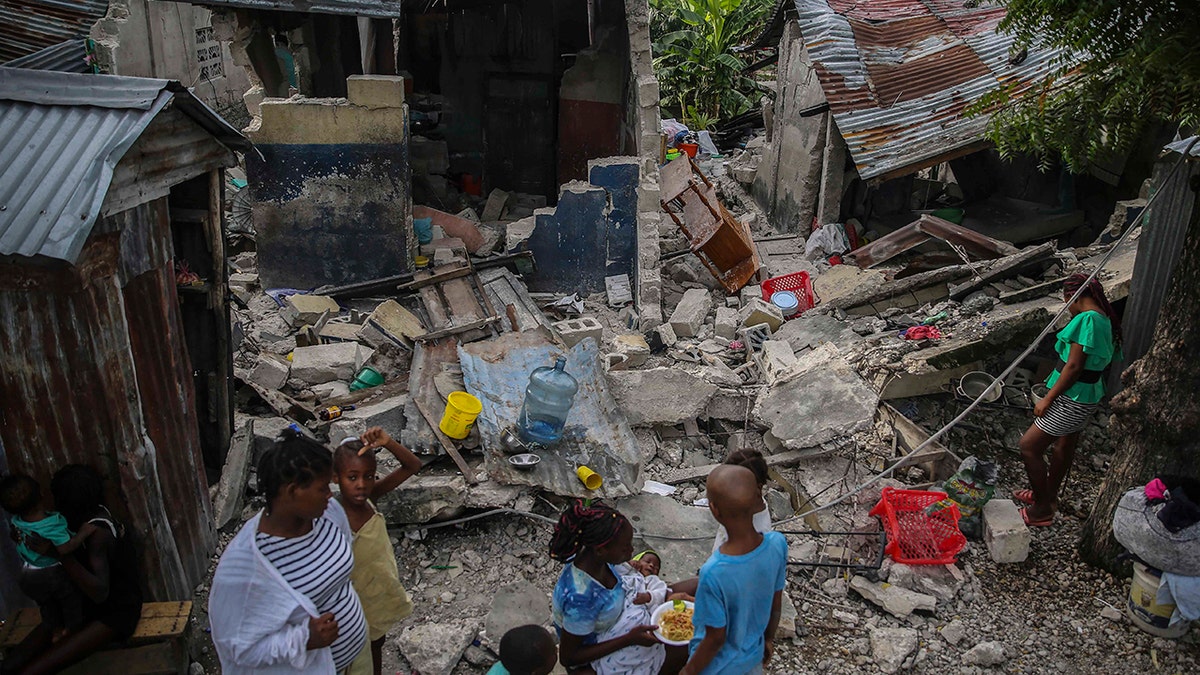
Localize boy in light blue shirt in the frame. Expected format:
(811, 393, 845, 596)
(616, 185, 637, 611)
(682, 465, 788, 675)
(486, 625, 557, 675)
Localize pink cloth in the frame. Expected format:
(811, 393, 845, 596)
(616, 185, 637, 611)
(1146, 478, 1169, 502)
(902, 325, 942, 340)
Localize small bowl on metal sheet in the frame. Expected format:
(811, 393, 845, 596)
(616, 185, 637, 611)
(508, 453, 542, 470)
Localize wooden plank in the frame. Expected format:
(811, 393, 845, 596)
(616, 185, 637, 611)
(412, 397, 477, 484)
(2, 602, 192, 648)
(413, 316, 502, 342)
(396, 265, 473, 291)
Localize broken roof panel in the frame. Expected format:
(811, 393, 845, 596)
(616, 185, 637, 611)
(0, 39, 91, 73)
(0, 69, 251, 262)
(793, 0, 1060, 181)
(0, 0, 108, 64)
(184, 0, 403, 18)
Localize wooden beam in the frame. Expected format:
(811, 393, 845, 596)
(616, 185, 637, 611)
(412, 397, 477, 484)
(396, 265, 473, 291)
(413, 316, 501, 342)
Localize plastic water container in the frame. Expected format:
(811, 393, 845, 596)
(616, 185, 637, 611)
(518, 357, 578, 446)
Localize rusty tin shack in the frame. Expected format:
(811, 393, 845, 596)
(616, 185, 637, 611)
(0, 68, 251, 602)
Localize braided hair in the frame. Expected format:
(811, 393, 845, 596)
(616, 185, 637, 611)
(724, 448, 769, 488)
(1064, 273, 1122, 345)
(549, 500, 628, 563)
(258, 427, 333, 512)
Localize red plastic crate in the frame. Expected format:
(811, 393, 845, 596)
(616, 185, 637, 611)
(760, 271, 814, 316)
(869, 487, 967, 565)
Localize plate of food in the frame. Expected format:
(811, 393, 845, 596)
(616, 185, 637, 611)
(650, 599, 695, 646)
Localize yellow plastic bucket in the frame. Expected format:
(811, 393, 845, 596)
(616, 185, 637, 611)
(439, 392, 483, 439)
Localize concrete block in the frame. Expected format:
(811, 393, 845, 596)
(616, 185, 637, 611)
(485, 584, 547, 647)
(759, 339, 798, 384)
(738, 297, 784, 332)
(706, 389, 754, 421)
(376, 474, 467, 524)
(249, 355, 290, 390)
(553, 317, 602, 348)
(229, 272, 259, 287)
(281, 294, 340, 328)
(608, 368, 717, 426)
(345, 395, 408, 432)
(983, 499, 1030, 563)
(505, 216, 536, 252)
(347, 74, 406, 109)
(612, 334, 650, 369)
(606, 274, 634, 307)
(397, 621, 477, 675)
(850, 575, 936, 619)
(669, 288, 712, 338)
(654, 322, 678, 348)
(739, 284, 761, 307)
(433, 247, 458, 267)
(480, 189, 510, 222)
(636, 74, 660, 106)
(312, 381, 350, 400)
(290, 342, 373, 385)
(714, 307, 738, 340)
(357, 299, 425, 349)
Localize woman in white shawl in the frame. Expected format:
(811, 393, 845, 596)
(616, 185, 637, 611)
(209, 429, 367, 674)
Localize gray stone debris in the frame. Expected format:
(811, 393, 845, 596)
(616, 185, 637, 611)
(329, 395, 408, 444)
(869, 626, 918, 674)
(248, 355, 289, 390)
(485, 584, 549, 645)
(887, 563, 965, 603)
(669, 288, 713, 338)
(608, 367, 717, 426)
(962, 641, 1007, 667)
(714, 307, 739, 340)
(281, 293, 340, 328)
(375, 475, 468, 524)
(290, 342, 373, 384)
(616, 494, 717, 579)
(850, 575, 937, 619)
(940, 618, 967, 645)
(777, 590, 798, 639)
(396, 621, 479, 675)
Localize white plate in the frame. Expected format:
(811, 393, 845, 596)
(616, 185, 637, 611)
(650, 600, 695, 646)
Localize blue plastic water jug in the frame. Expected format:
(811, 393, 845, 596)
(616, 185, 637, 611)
(518, 357, 579, 446)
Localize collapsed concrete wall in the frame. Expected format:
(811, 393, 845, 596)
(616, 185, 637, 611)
(90, 0, 250, 119)
(753, 21, 845, 234)
(625, 0, 664, 328)
(247, 75, 411, 290)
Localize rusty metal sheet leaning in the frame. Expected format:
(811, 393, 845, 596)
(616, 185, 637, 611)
(458, 331, 643, 498)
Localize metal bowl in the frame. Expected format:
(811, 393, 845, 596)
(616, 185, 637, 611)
(508, 453, 541, 470)
(957, 371, 1002, 403)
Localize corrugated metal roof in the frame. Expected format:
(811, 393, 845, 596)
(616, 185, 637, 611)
(1, 39, 91, 73)
(0, 69, 251, 262)
(0, 0, 108, 64)
(793, 0, 1060, 180)
(185, 0, 402, 17)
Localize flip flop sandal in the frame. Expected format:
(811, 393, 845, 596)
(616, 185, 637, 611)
(1020, 507, 1054, 527)
(1013, 489, 1035, 505)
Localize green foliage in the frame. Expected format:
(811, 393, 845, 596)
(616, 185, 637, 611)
(650, 0, 775, 127)
(972, 0, 1200, 171)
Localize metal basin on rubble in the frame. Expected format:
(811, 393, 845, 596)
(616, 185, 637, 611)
(957, 371, 1003, 403)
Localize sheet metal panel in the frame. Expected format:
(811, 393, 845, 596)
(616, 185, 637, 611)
(0, 1, 108, 64)
(0, 70, 248, 262)
(793, 0, 1061, 180)
(186, 0, 403, 17)
(0, 38, 90, 72)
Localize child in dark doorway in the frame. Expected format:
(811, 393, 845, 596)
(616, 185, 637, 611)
(0, 474, 97, 637)
(333, 428, 423, 675)
(488, 625, 558, 675)
(682, 465, 787, 675)
(2, 465, 144, 675)
(1016, 273, 1121, 527)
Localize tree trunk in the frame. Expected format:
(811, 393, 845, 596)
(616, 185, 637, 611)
(1078, 177, 1200, 572)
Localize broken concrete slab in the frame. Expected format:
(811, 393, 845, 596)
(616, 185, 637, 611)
(618, 493, 717, 580)
(669, 288, 713, 338)
(281, 294, 340, 328)
(771, 313, 861, 353)
(714, 307, 738, 340)
(777, 590, 798, 639)
(738, 297, 783, 332)
(608, 367, 718, 426)
(850, 575, 936, 618)
(290, 342, 374, 384)
(375, 474, 468, 524)
(481, 189, 510, 222)
(870, 626, 918, 674)
(706, 388, 755, 422)
(248, 355, 290, 390)
(887, 563, 965, 603)
(983, 499, 1030, 563)
(813, 264, 885, 306)
(329, 396, 408, 445)
(463, 482, 525, 510)
(758, 339, 797, 384)
(754, 344, 879, 451)
(459, 333, 643, 498)
(397, 621, 479, 675)
(213, 421, 254, 529)
(484, 584, 549, 645)
(505, 215, 537, 252)
(357, 299, 426, 349)
(612, 334, 650, 369)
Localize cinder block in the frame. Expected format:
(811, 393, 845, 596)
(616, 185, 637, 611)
(281, 294, 340, 328)
(738, 297, 784, 333)
(291, 342, 373, 385)
(714, 307, 739, 340)
(983, 499, 1030, 563)
(347, 74, 406, 109)
(606, 274, 633, 307)
(739, 284, 762, 307)
(612, 334, 650, 369)
(654, 322, 677, 348)
(249, 356, 290, 390)
(553, 317, 603, 348)
(759, 340, 798, 384)
(669, 288, 712, 338)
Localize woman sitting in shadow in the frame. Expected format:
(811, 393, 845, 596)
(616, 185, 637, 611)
(2, 465, 143, 675)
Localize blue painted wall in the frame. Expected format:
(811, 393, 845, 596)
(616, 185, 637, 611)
(248, 143, 410, 290)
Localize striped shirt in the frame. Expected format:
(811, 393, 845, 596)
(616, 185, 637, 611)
(256, 518, 366, 670)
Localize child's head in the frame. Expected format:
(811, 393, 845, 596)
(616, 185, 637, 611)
(631, 550, 661, 576)
(549, 500, 633, 564)
(332, 437, 377, 508)
(706, 464, 765, 527)
(724, 448, 768, 489)
(0, 473, 42, 519)
(499, 624, 557, 675)
(257, 428, 334, 518)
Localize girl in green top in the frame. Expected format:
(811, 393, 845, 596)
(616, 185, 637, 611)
(1017, 274, 1121, 527)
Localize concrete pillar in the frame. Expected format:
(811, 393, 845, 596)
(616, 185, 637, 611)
(816, 113, 848, 225)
